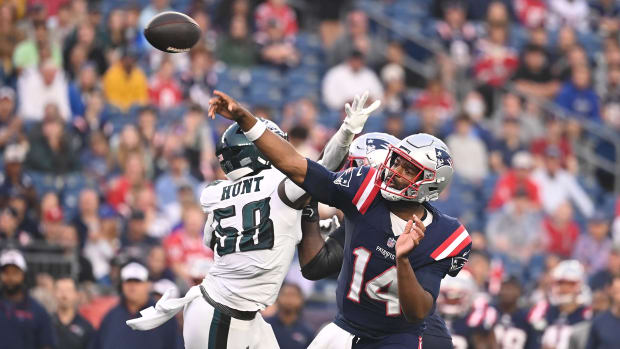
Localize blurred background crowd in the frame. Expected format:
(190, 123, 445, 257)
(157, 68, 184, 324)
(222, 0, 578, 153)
(1, 0, 620, 348)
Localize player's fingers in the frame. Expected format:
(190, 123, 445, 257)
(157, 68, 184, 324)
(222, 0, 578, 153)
(412, 214, 426, 233)
(363, 100, 381, 114)
(403, 219, 414, 236)
(345, 103, 353, 116)
(359, 91, 369, 109)
(351, 95, 359, 111)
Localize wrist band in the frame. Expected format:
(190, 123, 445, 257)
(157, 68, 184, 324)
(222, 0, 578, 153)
(243, 120, 266, 141)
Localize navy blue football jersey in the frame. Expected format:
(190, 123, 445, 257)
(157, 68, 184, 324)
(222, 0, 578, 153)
(301, 160, 472, 339)
(445, 303, 498, 349)
(528, 301, 592, 349)
(494, 308, 537, 349)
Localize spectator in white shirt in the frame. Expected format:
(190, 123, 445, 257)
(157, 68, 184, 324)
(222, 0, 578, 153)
(322, 50, 384, 111)
(547, 0, 590, 33)
(446, 114, 489, 183)
(17, 59, 71, 121)
(531, 146, 594, 217)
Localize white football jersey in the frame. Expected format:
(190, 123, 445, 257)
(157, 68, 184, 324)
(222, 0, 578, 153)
(200, 168, 302, 311)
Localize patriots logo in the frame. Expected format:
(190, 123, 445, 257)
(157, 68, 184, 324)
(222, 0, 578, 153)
(435, 148, 452, 169)
(387, 237, 396, 248)
(366, 138, 391, 154)
(449, 256, 468, 273)
(333, 168, 353, 187)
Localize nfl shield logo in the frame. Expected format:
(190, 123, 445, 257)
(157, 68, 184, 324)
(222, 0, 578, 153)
(387, 237, 396, 248)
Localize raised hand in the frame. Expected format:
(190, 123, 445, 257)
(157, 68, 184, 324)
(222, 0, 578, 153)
(395, 214, 426, 259)
(207, 90, 247, 121)
(343, 91, 381, 135)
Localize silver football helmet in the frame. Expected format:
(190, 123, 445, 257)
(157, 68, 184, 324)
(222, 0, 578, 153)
(376, 133, 454, 202)
(549, 260, 590, 306)
(345, 132, 401, 169)
(438, 270, 478, 317)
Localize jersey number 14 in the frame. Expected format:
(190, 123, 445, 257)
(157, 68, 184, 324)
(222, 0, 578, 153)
(347, 247, 401, 316)
(212, 198, 275, 256)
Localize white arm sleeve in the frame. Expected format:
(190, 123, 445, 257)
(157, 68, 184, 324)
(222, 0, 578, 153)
(282, 124, 355, 202)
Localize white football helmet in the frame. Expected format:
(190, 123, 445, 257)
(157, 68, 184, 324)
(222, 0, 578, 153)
(376, 133, 454, 202)
(438, 270, 478, 317)
(549, 260, 590, 306)
(345, 132, 400, 169)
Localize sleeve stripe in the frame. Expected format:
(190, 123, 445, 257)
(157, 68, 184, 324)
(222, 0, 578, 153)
(358, 184, 380, 214)
(430, 225, 470, 260)
(352, 168, 378, 212)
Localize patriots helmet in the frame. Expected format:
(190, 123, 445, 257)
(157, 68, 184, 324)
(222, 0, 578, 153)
(376, 133, 454, 202)
(549, 259, 590, 306)
(438, 270, 478, 317)
(345, 132, 401, 169)
(216, 119, 287, 181)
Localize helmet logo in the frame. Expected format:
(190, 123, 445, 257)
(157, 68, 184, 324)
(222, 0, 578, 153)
(435, 148, 452, 169)
(365, 138, 391, 154)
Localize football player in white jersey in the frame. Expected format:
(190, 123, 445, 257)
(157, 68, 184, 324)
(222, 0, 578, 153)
(126, 93, 380, 349)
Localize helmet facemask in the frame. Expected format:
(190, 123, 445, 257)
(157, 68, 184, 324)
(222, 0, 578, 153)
(375, 145, 437, 202)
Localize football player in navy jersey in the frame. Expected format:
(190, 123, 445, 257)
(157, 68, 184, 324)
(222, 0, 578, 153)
(528, 260, 592, 349)
(493, 277, 537, 349)
(208, 91, 472, 348)
(299, 132, 454, 348)
(437, 270, 498, 349)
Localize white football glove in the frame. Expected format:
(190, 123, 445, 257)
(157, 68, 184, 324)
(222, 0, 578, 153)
(343, 91, 381, 135)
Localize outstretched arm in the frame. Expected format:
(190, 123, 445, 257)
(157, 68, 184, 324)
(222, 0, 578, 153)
(208, 90, 308, 184)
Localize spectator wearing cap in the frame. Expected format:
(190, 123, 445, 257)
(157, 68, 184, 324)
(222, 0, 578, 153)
(83, 205, 121, 283)
(0, 87, 24, 150)
(0, 249, 57, 349)
(573, 212, 613, 274)
(52, 277, 94, 349)
(266, 283, 314, 349)
(513, 44, 560, 99)
(488, 151, 540, 211)
(120, 210, 159, 264)
(12, 20, 62, 71)
(586, 275, 620, 349)
(0, 143, 36, 206)
(102, 47, 148, 111)
(555, 64, 601, 121)
(328, 10, 383, 68)
(446, 114, 489, 184)
(322, 49, 383, 111)
(531, 146, 594, 217)
(17, 59, 71, 121)
(92, 262, 182, 349)
(589, 243, 620, 291)
(24, 106, 80, 175)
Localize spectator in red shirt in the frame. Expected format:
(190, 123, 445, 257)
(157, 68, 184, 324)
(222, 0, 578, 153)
(149, 57, 182, 109)
(163, 205, 213, 282)
(488, 151, 541, 211)
(255, 0, 298, 42)
(414, 77, 455, 122)
(530, 117, 577, 172)
(106, 152, 152, 216)
(542, 201, 581, 257)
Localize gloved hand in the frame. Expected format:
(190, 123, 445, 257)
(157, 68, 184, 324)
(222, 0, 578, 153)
(342, 91, 381, 135)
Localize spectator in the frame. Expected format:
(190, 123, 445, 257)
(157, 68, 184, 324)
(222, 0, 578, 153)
(215, 16, 257, 68)
(55, 225, 95, 283)
(138, 0, 171, 30)
(120, 210, 159, 264)
(531, 146, 594, 217)
(0, 143, 36, 207)
(530, 117, 576, 172)
(486, 187, 544, 264)
(17, 59, 71, 121)
(0, 206, 32, 248)
(255, 0, 298, 42)
(68, 63, 99, 120)
(146, 245, 176, 282)
(106, 152, 151, 214)
(163, 205, 213, 282)
(586, 276, 620, 349)
(488, 151, 540, 211)
(132, 186, 176, 239)
(101, 8, 127, 52)
(489, 117, 527, 174)
(92, 262, 182, 349)
(149, 57, 182, 109)
(322, 50, 383, 111)
(435, 0, 477, 69)
(590, 0, 620, 36)
(257, 19, 300, 68)
(12, 20, 62, 71)
(266, 283, 314, 349)
(380, 63, 407, 115)
(102, 48, 148, 111)
(72, 188, 100, 249)
(0, 249, 56, 349)
(547, 0, 590, 32)
(514, 0, 547, 28)
(329, 10, 383, 68)
(177, 105, 216, 181)
(589, 243, 620, 291)
(446, 114, 489, 183)
(414, 77, 455, 122)
(0, 87, 23, 150)
(83, 205, 120, 283)
(180, 47, 217, 110)
(24, 108, 80, 175)
(0, 3, 24, 83)
(513, 44, 560, 99)
(541, 201, 580, 258)
(380, 41, 426, 89)
(555, 64, 600, 121)
(80, 131, 113, 186)
(62, 21, 107, 78)
(574, 212, 613, 275)
(52, 277, 94, 349)
(155, 152, 198, 208)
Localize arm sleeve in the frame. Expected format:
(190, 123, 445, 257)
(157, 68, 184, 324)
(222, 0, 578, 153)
(328, 224, 346, 247)
(414, 259, 451, 301)
(300, 237, 345, 280)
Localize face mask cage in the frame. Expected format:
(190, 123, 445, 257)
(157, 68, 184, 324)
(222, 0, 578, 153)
(375, 145, 436, 200)
(343, 155, 369, 170)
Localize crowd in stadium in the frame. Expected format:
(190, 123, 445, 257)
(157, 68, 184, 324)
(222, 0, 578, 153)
(0, 0, 620, 348)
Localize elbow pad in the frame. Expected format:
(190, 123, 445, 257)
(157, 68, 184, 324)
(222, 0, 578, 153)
(300, 237, 344, 281)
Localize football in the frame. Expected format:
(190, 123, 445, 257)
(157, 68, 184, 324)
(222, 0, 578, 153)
(144, 11, 201, 53)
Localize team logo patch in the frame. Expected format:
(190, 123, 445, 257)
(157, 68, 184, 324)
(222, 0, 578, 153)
(334, 168, 354, 187)
(366, 138, 391, 154)
(387, 237, 396, 248)
(435, 148, 452, 169)
(450, 256, 468, 273)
